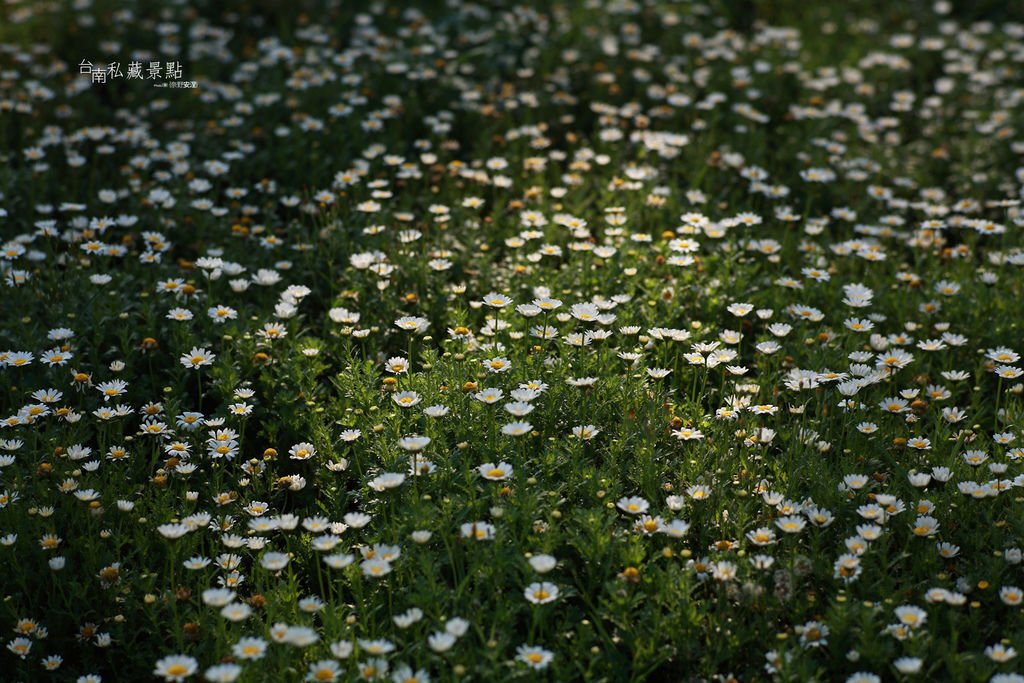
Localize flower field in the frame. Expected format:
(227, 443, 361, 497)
(2, 0, 1024, 680)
